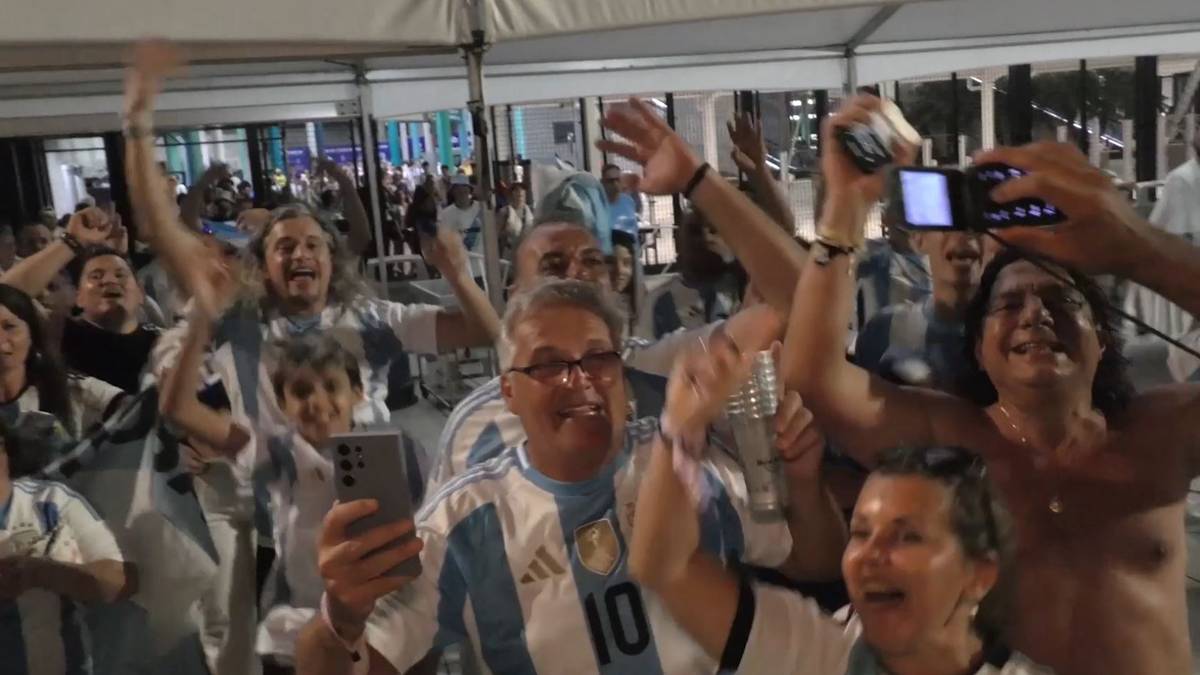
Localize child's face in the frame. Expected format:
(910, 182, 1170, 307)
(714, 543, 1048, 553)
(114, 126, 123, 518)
(279, 365, 362, 446)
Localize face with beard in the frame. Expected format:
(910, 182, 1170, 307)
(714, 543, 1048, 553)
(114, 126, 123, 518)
(76, 254, 143, 332)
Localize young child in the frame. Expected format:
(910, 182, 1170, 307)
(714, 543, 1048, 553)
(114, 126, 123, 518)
(0, 419, 134, 675)
(159, 309, 378, 672)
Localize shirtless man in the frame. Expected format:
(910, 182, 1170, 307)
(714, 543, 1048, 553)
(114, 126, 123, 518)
(600, 95, 1200, 675)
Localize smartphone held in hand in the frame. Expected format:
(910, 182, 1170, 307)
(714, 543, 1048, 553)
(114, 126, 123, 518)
(330, 431, 422, 578)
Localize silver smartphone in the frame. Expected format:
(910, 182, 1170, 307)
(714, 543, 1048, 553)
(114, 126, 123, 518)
(329, 430, 422, 578)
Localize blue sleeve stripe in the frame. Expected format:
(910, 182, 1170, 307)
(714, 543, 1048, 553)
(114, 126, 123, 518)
(437, 380, 503, 452)
(14, 479, 102, 522)
(416, 454, 518, 523)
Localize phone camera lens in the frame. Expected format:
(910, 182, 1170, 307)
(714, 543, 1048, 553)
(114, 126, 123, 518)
(339, 460, 353, 471)
(357, 461, 365, 469)
(337, 444, 350, 456)
(341, 475, 355, 487)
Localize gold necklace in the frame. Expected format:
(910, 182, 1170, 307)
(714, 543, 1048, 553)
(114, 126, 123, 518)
(997, 403, 1064, 515)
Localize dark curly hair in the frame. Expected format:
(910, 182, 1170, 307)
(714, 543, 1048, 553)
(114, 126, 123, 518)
(960, 248, 1133, 419)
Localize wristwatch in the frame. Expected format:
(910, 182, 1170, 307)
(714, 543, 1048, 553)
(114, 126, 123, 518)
(811, 239, 855, 266)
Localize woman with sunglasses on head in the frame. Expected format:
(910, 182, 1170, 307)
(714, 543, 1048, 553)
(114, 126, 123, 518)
(631, 439, 1049, 675)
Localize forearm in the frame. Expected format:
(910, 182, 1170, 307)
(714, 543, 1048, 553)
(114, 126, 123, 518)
(648, 553, 741, 662)
(340, 178, 371, 255)
(438, 268, 501, 348)
(1123, 225, 1200, 319)
(125, 115, 207, 295)
(778, 476, 847, 582)
(0, 241, 75, 296)
(31, 559, 134, 604)
(158, 318, 244, 454)
(747, 163, 796, 234)
(781, 194, 864, 394)
(690, 172, 806, 314)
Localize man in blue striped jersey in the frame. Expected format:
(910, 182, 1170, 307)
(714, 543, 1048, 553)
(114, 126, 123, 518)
(295, 279, 844, 674)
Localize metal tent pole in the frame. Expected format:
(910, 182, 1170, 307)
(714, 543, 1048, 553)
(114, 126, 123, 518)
(356, 67, 389, 290)
(465, 31, 504, 312)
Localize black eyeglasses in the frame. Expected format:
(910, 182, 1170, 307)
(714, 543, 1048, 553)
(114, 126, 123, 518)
(507, 351, 623, 386)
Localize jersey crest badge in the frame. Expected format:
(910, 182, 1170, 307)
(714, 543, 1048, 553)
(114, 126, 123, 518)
(575, 519, 620, 576)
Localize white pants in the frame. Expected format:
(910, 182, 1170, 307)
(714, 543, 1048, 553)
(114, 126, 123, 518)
(196, 463, 261, 675)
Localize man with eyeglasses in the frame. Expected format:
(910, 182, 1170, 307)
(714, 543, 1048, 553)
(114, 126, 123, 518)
(295, 278, 845, 674)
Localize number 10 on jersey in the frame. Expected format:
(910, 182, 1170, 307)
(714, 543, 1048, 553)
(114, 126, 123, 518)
(583, 582, 652, 665)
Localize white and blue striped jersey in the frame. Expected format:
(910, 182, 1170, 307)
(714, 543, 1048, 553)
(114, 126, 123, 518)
(367, 419, 792, 674)
(732, 584, 1051, 675)
(0, 478, 125, 675)
(152, 299, 441, 504)
(426, 328, 712, 493)
(853, 298, 970, 393)
(854, 239, 931, 332)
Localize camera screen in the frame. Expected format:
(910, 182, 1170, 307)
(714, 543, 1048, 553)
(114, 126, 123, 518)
(899, 170, 955, 228)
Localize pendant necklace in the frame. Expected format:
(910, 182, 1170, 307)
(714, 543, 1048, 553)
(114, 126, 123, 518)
(997, 403, 1064, 515)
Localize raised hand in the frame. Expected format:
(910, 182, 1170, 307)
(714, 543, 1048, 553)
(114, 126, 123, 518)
(774, 390, 825, 483)
(728, 113, 767, 174)
(313, 157, 349, 183)
(821, 95, 919, 206)
(597, 98, 703, 195)
(66, 207, 113, 247)
(189, 250, 239, 325)
(124, 40, 183, 121)
(420, 228, 470, 279)
(318, 500, 423, 641)
(974, 142, 1145, 276)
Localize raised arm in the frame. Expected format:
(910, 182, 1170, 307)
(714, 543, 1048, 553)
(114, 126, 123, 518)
(0, 207, 111, 298)
(158, 309, 249, 457)
(421, 229, 501, 349)
(123, 41, 221, 320)
(315, 158, 371, 255)
(781, 96, 973, 466)
(977, 142, 1200, 319)
(599, 99, 805, 316)
(728, 113, 796, 233)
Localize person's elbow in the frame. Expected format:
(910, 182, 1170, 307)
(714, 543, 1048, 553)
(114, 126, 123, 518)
(93, 560, 138, 603)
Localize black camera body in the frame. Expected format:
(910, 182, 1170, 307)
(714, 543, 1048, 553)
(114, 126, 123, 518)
(885, 163, 1066, 231)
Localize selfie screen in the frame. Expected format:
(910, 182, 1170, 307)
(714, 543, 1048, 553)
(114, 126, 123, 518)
(900, 171, 955, 228)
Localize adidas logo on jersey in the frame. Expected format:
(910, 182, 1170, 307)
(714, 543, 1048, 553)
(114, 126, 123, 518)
(519, 545, 566, 584)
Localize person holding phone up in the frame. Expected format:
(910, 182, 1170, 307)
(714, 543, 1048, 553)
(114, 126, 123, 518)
(294, 278, 845, 674)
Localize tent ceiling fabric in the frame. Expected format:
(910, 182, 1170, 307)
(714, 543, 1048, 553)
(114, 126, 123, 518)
(1, 0, 1199, 124)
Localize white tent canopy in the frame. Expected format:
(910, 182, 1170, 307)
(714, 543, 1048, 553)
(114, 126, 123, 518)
(2, 0, 1198, 128)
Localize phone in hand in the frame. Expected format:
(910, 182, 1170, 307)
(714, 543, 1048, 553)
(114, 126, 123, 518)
(330, 431, 422, 578)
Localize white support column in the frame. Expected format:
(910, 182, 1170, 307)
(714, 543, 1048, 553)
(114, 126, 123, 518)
(980, 70, 996, 150)
(700, 92, 720, 169)
(958, 135, 969, 167)
(1088, 117, 1103, 167)
(1056, 126, 1069, 143)
(1156, 115, 1168, 179)
(921, 138, 934, 166)
(422, 119, 435, 163)
(1187, 113, 1197, 161)
(398, 122, 410, 162)
(1121, 119, 1136, 182)
(305, 121, 319, 159)
(879, 80, 897, 101)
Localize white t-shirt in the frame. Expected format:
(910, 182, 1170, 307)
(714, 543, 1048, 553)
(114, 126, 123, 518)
(438, 203, 483, 252)
(0, 478, 125, 675)
(367, 419, 792, 674)
(735, 584, 1051, 674)
(0, 375, 125, 442)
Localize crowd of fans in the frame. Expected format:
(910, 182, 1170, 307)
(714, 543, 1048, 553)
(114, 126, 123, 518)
(2, 38, 1200, 675)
